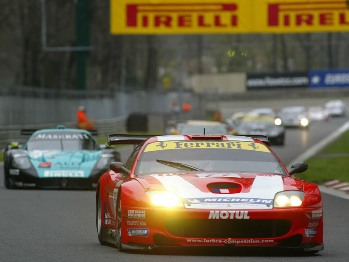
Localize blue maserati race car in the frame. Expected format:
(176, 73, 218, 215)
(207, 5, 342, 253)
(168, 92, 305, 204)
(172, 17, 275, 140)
(3, 126, 120, 189)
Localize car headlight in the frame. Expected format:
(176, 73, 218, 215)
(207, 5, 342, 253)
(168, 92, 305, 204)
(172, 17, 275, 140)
(12, 154, 31, 169)
(146, 191, 183, 208)
(274, 191, 304, 207)
(300, 117, 309, 127)
(274, 118, 282, 126)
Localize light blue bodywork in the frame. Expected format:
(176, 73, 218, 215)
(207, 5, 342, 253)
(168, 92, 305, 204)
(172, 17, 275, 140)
(27, 150, 101, 178)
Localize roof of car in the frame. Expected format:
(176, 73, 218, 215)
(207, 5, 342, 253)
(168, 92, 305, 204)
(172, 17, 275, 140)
(22, 126, 93, 136)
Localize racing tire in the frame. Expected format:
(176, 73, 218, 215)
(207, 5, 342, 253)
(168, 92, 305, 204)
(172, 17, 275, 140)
(96, 190, 107, 245)
(115, 196, 124, 252)
(4, 169, 15, 189)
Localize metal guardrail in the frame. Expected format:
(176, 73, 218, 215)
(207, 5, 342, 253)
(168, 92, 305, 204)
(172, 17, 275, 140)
(0, 85, 114, 98)
(0, 116, 127, 148)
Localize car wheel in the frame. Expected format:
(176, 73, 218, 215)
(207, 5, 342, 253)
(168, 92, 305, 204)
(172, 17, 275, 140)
(4, 168, 15, 189)
(115, 196, 124, 251)
(96, 190, 107, 245)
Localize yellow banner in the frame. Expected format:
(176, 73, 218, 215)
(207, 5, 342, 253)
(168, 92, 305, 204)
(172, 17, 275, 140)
(110, 0, 349, 34)
(144, 141, 269, 153)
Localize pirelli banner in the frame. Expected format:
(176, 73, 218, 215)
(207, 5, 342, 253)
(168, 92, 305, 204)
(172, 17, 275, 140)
(110, 0, 349, 34)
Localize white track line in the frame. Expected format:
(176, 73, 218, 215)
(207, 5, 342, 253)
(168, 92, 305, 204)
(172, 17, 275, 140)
(287, 121, 349, 200)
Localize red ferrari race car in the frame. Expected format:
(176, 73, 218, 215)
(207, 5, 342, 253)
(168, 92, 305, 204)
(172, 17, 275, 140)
(96, 134, 323, 253)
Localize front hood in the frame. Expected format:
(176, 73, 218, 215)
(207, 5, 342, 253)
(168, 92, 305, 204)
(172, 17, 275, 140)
(137, 173, 301, 210)
(27, 150, 101, 178)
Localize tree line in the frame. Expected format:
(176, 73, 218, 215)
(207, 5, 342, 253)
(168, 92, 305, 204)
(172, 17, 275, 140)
(1, 0, 349, 91)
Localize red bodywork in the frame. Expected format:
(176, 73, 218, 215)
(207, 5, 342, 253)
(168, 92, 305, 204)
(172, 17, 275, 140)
(96, 135, 323, 252)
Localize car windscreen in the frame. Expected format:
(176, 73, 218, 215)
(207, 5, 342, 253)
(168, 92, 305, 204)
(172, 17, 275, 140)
(239, 121, 273, 129)
(135, 140, 286, 175)
(26, 132, 97, 151)
(279, 107, 305, 114)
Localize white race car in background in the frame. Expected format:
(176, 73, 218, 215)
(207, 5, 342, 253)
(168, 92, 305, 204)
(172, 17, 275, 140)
(277, 106, 310, 129)
(308, 106, 330, 122)
(325, 100, 347, 117)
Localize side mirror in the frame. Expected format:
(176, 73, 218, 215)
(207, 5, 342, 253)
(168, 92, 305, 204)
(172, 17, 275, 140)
(289, 162, 308, 175)
(109, 161, 130, 177)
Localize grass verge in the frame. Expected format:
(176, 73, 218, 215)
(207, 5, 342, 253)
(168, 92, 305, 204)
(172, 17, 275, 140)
(295, 130, 349, 183)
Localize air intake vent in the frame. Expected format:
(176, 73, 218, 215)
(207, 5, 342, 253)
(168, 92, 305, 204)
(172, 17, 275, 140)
(185, 135, 224, 140)
(207, 183, 241, 194)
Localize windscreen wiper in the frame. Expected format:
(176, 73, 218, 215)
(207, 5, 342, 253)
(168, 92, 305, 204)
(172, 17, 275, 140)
(156, 159, 203, 172)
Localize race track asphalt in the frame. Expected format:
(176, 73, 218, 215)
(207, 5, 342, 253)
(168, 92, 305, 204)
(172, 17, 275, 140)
(1, 99, 349, 261)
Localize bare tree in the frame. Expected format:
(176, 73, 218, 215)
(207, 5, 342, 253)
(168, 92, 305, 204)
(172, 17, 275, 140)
(296, 34, 313, 71)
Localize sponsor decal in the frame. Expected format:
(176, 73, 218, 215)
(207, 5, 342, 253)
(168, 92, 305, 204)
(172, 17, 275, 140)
(126, 3, 238, 29)
(33, 133, 90, 140)
(208, 210, 250, 219)
(43, 170, 84, 178)
(126, 220, 147, 226)
(311, 209, 323, 219)
(104, 212, 113, 225)
(187, 197, 273, 205)
(247, 72, 309, 89)
(268, 1, 349, 28)
(111, 0, 349, 35)
(310, 69, 349, 88)
(127, 228, 149, 237)
(127, 210, 146, 219)
(144, 141, 269, 153)
(186, 238, 274, 245)
(111, 0, 242, 34)
(305, 228, 318, 238)
(152, 175, 282, 210)
(308, 221, 319, 228)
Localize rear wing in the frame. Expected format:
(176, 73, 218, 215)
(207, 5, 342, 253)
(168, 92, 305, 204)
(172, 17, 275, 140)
(108, 134, 153, 146)
(20, 127, 98, 136)
(247, 135, 270, 146)
(21, 129, 38, 135)
(87, 130, 98, 136)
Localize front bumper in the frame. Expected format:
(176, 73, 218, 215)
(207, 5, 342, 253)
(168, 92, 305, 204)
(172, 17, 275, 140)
(8, 168, 102, 189)
(121, 207, 323, 251)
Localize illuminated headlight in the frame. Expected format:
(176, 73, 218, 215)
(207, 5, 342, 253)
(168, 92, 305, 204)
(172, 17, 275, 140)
(146, 191, 183, 208)
(274, 191, 304, 207)
(274, 118, 282, 126)
(300, 117, 309, 127)
(12, 155, 31, 169)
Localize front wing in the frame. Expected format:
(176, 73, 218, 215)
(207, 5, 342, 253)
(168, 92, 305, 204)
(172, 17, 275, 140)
(116, 203, 323, 251)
